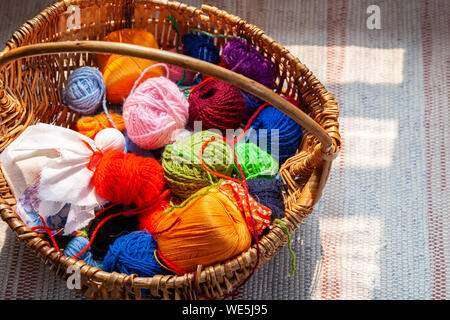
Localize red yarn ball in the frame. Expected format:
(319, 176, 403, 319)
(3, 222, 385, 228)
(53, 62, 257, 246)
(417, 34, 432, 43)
(187, 78, 246, 133)
(93, 149, 165, 208)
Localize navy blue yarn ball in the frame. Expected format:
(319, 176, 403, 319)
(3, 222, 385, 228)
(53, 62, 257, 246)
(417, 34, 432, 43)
(182, 33, 220, 64)
(241, 90, 265, 123)
(247, 178, 286, 221)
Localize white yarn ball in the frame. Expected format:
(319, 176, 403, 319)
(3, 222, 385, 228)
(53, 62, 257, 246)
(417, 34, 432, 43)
(94, 128, 126, 152)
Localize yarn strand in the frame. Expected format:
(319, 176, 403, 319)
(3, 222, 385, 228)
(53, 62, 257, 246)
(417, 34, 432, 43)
(156, 249, 187, 274)
(163, 183, 220, 215)
(38, 214, 61, 252)
(73, 211, 122, 260)
(167, 15, 187, 86)
(153, 250, 179, 274)
(73, 190, 171, 260)
(274, 219, 296, 276)
(193, 101, 274, 299)
(189, 28, 244, 40)
(197, 136, 263, 300)
(130, 63, 170, 94)
(101, 95, 119, 131)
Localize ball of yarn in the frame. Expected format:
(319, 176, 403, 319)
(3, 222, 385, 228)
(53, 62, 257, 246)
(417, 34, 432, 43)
(162, 131, 234, 199)
(249, 104, 303, 162)
(103, 231, 167, 277)
(166, 48, 196, 84)
(138, 200, 171, 234)
(77, 111, 125, 139)
(182, 33, 220, 64)
(97, 29, 166, 104)
(187, 79, 246, 133)
(235, 143, 279, 180)
(87, 205, 139, 260)
(63, 67, 105, 115)
(64, 236, 103, 268)
(222, 38, 276, 88)
(247, 178, 286, 220)
(123, 76, 190, 150)
(217, 180, 272, 236)
(222, 38, 276, 120)
(154, 187, 252, 274)
(93, 149, 165, 207)
(94, 128, 126, 152)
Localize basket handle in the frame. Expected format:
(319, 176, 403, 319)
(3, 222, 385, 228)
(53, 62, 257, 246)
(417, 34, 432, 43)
(0, 41, 334, 152)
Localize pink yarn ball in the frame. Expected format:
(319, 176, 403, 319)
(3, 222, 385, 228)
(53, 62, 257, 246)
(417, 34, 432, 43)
(166, 48, 196, 84)
(123, 76, 190, 150)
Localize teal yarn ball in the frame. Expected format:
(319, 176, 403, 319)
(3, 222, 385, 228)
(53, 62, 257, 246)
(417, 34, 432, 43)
(64, 236, 103, 268)
(63, 66, 106, 115)
(102, 231, 168, 278)
(235, 142, 279, 180)
(178, 84, 194, 100)
(249, 105, 303, 162)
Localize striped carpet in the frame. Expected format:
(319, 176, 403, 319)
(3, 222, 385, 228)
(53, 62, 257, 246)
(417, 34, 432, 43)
(0, 0, 449, 300)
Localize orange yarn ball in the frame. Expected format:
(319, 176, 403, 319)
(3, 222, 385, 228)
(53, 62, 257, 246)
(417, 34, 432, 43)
(153, 186, 252, 274)
(138, 200, 172, 233)
(93, 149, 165, 208)
(97, 29, 166, 104)
(77, 111, 125, 139)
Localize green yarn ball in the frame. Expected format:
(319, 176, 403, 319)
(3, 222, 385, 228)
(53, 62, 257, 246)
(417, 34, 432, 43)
(235, 142, 279, 180)
(162, 130, 234, 199)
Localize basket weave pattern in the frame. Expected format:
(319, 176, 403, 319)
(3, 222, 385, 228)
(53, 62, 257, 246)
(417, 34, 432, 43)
(0, 0, 340, 299)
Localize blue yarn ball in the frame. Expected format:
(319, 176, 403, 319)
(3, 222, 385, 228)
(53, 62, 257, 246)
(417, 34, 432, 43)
(103, 231, 167, 278)
(241, 90, 265, 123)
(182, 33, 220, 64)
(248, 105, 303, 162)
(63, 66, 106, 115)
(64, 236, 103, 268)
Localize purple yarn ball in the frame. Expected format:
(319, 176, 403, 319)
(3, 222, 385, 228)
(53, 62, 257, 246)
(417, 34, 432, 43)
(222, 38, 276, 89)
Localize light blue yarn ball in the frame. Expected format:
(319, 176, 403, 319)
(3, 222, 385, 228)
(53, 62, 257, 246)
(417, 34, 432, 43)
(64, 236, 103, 268)
(63, 66, 106, 115)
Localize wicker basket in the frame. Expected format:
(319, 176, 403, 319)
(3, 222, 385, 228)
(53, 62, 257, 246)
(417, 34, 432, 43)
(0, 0, 340, 300)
